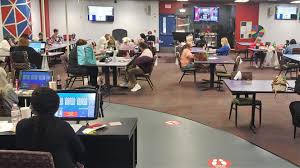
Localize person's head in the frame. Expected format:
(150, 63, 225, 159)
(148, 31, 152, 35)
(195, 29, 200, 34)
(20, 34, 29, 39)
(140, 33, 146, 39)
(221, 37, 229, 46)
(104, 34, 110, 41)
(286, 40, 290, 44)
(31, 87, 59, 116)
(76, 39, 87, 46)
(200, 35, 205, 40)
(255, 37, 262, 44)
(53, 29, 59, 35)
(18, 37, 30, 47)
(290, 39, 297, 45)
(3, 34, 15, 44)
(122, 37, 131, 44)
(138, 42, 149, 51)
(38, 32, 43, 39)
(183, 42, 193, 50)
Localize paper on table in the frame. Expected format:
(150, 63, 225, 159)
(70, 124, 82, 133)
(0, 122, 14, 132)
(109, 122, 122, 126)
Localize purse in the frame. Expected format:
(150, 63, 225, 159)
(271, 75, 288, 94)
(194, 52, 207, 61)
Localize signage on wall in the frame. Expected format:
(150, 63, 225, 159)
(240, 21, 252, 39)
(165, 4, 172, 9)
(251, 25, 265, 38)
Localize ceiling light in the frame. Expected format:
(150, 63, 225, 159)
(235, 0, 249, 2)
(179, 8, 186, 13)
(291, 0, 300, 3)
(177, 0, 188, 1)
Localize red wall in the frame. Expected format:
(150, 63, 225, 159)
(235, 3, 259, 49)
(159, 2, 183, 15)
(39, 0, 50, 38)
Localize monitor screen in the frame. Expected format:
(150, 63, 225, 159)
(275, 6, 298, 20)
(194, 7, 219, 22)
(29, 42, 46, 53)
(55, 90, 98, 120)
(19, 70, 53, 90)
(88, 6, 114, 22)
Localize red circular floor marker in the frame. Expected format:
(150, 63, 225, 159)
(208, 159, 232, 168)
(165, 120, 181, 126)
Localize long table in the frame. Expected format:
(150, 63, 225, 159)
(0, 117, 137, 168)
(224, 79, 295, 133)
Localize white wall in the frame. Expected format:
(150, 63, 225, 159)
(49, 0, 159, 41)
(259, 3, 300, 44)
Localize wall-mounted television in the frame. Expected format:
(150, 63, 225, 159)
(275, 6, 298, 20)
(194, 7, 219, 22)
(88, 6, 114, 22)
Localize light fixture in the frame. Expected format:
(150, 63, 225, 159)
(179, 8, 186, 13)
(291, 0, 300, 3)
(177, 0, 188, 1)
(234, 0, 250, 2)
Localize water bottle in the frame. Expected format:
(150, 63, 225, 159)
(11, 104, 21, 127)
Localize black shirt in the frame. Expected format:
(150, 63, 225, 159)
(16, 116, 85, 168)
(10, 46, 42, 68)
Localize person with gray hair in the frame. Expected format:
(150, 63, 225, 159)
(0, 34, 15, 62)
(0, 67, 18, 116)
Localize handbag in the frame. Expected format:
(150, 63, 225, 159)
(194, 52, 207, 61)
(271, 75, 288, 94)
(77, 44, 96, 65)
(295, 75, 300, 94)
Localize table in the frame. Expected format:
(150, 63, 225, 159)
(237, 42, 252, 60)
(223, 79, 295, 133)
(191, 47, 215, 54)
(96, 57, 133, 87)
(48, 41, 76, 51)
(0, 117, 137, 168)
(194, 56, 235, 89)
(283, 54, 300, 62)
(41, 52, 64, 70)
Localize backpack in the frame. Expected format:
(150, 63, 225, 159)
(295, 76, 300, 94)
(77, 44, 96, 65)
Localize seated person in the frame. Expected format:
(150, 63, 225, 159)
(216, 37, 231, 56)
(146, 31, 156, 42)
(10, 37, 42, 69)
(119, 37, 135, 51)
(50, 28, 61, 43)
(180, 42, 194, 69)
(284, 39, 300, 54)
(195, 35, 207, 48)
(107, 34, 116, 49)
(16, 87, 85, 168)
(0, 67, 18, 117)
(95, 34, 110, 55)
(68, 39, 99, 87)
(250, 37, 266, 69)
(0, 35, 15, 62)
(120, 42, 154, 92)
(139, 33, 147, 43)
(38, 32, 44, 42)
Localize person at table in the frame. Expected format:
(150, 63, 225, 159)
(250, 37, 266, 69)
(107, 34, 116, 49)
(16, 87, 85, 168)
(0, 35, 15, 62)
(50, 28, 61, 43)
(38, 32, 44, 42)
(120, 42, 154, 92)
(284, 39, 300, 54)
(216, 37, 231, 56)
(146, 31, 156, 42)
(0, 67, 18, 117)
(68, 39, 99, 87)
(10, 37, 42, 69)
(195, 35, 207, 48)
(95, 34, 110, 55)
(119, 37, 135, 51)
(139, 33, 147, 43)
(180, 42, 194, 69)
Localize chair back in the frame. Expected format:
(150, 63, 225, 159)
(175, 52, 183, 69)
(10, 51, 30, 71)
(231, 71, 252, 80)
(0, 150, 55, 168)
(148, 55, 157, 76)
(232, 56, 241, 71)
(289, 102, 300, 126)
(292, 48, 300, 54)
(112, 29, 128, 43)
(60, 54, 69, 72)
(276, 50, 285, 67)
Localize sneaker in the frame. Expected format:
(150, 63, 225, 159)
(120, 82, 129, 88)
(131, 83, 142, 92)
(255, 64, 259, 69)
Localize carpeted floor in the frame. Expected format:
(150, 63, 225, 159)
(54, 53, 300, 166)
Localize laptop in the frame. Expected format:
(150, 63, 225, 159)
(29, 42, 46, 53)
(19, 70, 53, 90)
(55, 90, 99, 120)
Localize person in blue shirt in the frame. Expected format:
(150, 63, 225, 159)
(216, 37, 231, 56)
(284, 39, 300, 54)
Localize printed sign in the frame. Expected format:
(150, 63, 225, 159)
(208, 159, 232, 168)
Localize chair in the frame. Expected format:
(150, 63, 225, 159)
(60, 54, 88, 88)
(277, 50, 298, 78)
(176, 52, 196, 84)
(216, 56, 241, 90)
(112, 29, 128, 43)
(292, 48, 300, 54)
(136, 55, 157, 90)
(228, 72, 262, 127)
(0, 150, 55, 168)
(289, 101, 300, 138)
(10, 51, 31, 79)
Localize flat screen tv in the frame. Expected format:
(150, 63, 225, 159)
(194, 7, 219, 22)
(88, 6, 114, 22)
(275, 6, 298, 20)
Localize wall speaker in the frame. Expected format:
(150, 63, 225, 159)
(267, 7, 275, 17)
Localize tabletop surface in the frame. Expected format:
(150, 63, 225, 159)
(224, 79, 295, 93)
(96, 57, 133, 67)
(191, 47, 215, 54)
(248, 48, 268, 52)
(283, 54, 300, 62)
(42, 52, 65, 57)
(194, 56, 235, 64)
(48, 41, 76, 51)
(237, 42, 252, 46)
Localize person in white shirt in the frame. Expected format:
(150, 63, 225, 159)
(0, 35, 15, 62)
(95, 34, 110, 55)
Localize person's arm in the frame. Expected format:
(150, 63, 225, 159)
(65, 124, 85, 162)
(1, 40, 11, 52)
(6, 89, 19, 105)
(29, 48, 42, 69)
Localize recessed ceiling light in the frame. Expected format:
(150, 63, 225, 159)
(291, 0, 300, 3)
(235, 0, 250, 2)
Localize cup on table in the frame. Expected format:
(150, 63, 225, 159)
(20, 107, 31, 119)
(49, 81, 57, 90)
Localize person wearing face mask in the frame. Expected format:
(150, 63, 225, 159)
(216, 37, 231, 56)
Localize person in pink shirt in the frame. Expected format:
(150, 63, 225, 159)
(180, 43, 194, 68)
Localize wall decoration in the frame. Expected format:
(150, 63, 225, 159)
(251, 25, 265, 38)
(240, 21, 252, 39)
(1, 0, 32, 39)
